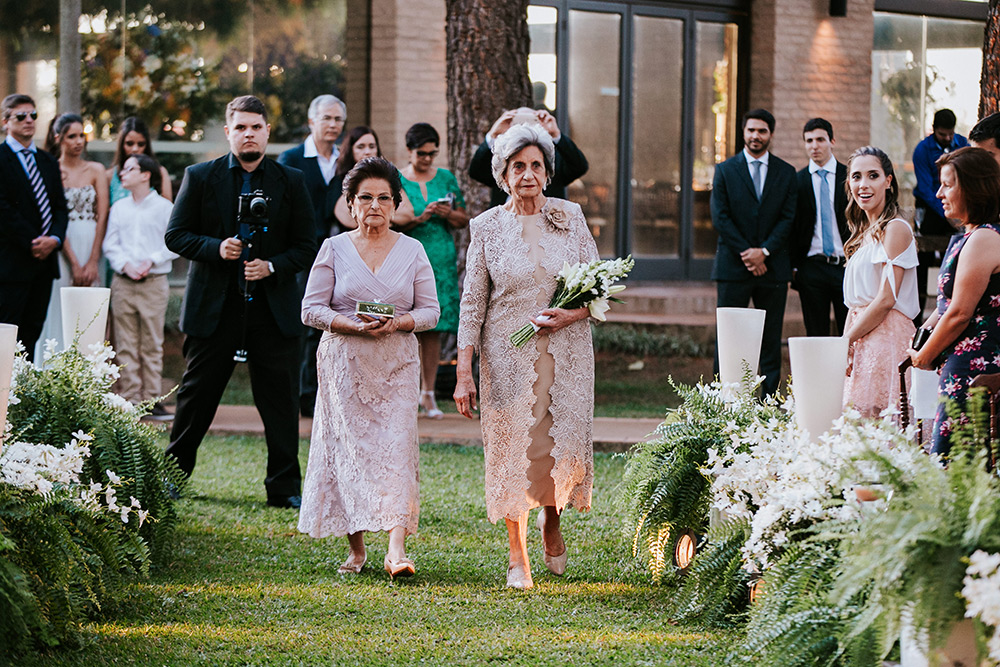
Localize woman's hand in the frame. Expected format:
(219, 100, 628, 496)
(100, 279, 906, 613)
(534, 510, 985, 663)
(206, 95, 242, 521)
(531, 307, 589, 335)
(908, 346, 934, 370)
(357, 314, 399, 338)
(454, 370, 477, 418)
(77, 260, 99, 286)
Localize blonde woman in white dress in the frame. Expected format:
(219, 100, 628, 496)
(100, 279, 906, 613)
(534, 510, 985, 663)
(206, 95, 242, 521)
(841, 146, 918, 417)
(36, 113, 108, 356)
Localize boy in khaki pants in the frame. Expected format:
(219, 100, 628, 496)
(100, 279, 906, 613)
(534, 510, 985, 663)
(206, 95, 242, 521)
(102, 154, 177, 419)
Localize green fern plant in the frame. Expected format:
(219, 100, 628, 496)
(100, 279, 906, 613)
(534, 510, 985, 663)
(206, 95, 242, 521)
(8, 345, 185, 565)
(621, 375, 788, 581)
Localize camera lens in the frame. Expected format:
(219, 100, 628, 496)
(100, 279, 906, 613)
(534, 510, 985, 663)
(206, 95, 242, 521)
(249, 196, 267, 217)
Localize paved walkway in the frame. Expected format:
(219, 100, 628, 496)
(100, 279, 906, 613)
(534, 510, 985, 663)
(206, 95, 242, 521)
(207, 405, 663, 453)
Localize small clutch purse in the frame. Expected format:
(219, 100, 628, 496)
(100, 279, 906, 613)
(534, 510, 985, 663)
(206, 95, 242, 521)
(911, 327, 932, 351)
(356, 300, 396, 319)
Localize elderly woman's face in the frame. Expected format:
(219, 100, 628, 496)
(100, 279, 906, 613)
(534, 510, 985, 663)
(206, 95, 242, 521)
(504, 145, 547, 201)
(349, 177, 395, 229)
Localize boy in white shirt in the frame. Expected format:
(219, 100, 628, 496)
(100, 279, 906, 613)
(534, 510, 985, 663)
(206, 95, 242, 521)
(103, 154, 177, 418)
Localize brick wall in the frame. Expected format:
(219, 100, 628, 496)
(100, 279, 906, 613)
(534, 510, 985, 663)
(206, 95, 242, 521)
(357, 0, 449, 167)
(749, 0, 875, 171)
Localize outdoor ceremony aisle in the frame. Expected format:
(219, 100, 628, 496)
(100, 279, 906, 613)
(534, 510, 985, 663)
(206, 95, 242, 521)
(19, 435, 735, 666)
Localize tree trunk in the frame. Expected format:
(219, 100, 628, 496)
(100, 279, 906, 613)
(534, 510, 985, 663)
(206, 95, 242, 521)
(58, 0, 82, 113)
(980, 0, 1000, 117)
(445, 0, 532, 218)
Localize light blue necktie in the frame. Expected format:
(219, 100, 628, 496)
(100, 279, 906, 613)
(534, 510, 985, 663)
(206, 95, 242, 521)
(817, 168, 835, 256)
(751, 159, 763, 199)
(21, 149, 52, 235)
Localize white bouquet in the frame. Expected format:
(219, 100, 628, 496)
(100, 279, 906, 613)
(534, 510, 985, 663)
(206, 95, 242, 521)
(510, 256, 633, 348)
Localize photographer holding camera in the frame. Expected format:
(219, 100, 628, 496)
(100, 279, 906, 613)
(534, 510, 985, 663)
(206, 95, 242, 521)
(164, 95, 318, 509)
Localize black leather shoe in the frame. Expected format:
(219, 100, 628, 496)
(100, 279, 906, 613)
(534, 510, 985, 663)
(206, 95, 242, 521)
(266, 495, 302, 509)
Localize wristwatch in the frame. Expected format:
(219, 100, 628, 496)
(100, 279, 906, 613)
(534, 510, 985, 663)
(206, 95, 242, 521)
(267, 261, 275, 274)
(760, 247, 770, 257)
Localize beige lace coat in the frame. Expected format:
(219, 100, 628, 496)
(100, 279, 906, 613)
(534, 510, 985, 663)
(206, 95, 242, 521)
(457, 199, 599, 523)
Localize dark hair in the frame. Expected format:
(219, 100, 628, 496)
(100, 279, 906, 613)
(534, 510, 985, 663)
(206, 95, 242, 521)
(742, 108, 775, 133)
(932, 108, 957, 130)
(844, 146, 902, 258)
(226, 95, 268, 124)
(404, 122, 439, 150)
(45, 113, 85, 156)
(970, 112, 1000, 146)
(802, 117, 834, 141)
(1, 93, 34, 118)
(127, 153, 160, 177)
(335, 125, 382, 178)
(113, 117, 158, 168)
(936, 147, 1000, 228)
(342, 156, 403, 209)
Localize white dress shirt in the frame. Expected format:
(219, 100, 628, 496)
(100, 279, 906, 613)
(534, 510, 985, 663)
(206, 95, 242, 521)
(743, 148, 769, 194)
(303, 134, 338, 185)
(807, 155, 846, 258)
(102, 191, 178, 275)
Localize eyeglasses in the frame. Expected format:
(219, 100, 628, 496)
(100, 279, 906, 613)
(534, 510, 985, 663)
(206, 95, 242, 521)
(415, 150, 438, 159)
(319, 115, 345, 124)
(355, 194, 393, 206)
(8, 111, 37, 122)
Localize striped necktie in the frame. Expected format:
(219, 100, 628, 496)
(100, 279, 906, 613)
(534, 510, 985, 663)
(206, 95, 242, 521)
(21, 149, 53, 235)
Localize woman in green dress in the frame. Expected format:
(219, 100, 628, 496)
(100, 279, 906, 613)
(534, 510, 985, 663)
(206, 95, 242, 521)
(396, 123, 469, 418)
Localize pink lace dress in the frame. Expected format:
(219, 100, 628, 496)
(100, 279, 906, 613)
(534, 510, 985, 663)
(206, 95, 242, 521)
(297, 233, 439, 538)
(457, 199, 599, 523)
(842, 225, 919, 418)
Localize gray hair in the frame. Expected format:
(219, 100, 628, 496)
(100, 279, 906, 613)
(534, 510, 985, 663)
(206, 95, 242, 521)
(490, 123, 555, 194)
(308, 94, 346, 120)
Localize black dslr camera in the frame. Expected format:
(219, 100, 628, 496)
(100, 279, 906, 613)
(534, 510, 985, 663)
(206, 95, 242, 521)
(233, 190, 271, 363)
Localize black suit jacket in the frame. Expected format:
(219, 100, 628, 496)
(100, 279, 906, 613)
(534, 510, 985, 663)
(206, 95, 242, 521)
(276, 143, 341, 242)
(469, 133, 589, 208)
(710, 152, 797, 282)
(0, 142, 69, 282)
(165, 154, 318, 339)
(791, 161, 849, 267)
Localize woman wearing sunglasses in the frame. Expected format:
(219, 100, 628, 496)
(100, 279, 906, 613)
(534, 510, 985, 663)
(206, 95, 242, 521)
(395, 123, 469, 419)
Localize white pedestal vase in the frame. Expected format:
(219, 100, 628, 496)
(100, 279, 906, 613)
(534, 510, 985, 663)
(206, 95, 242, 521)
(716, 307, 766, 390)
(0, 323, 17, 451)
(788, 336, 848, 441)
(910, 368, 940, 421)
(60, 287, 110, 354)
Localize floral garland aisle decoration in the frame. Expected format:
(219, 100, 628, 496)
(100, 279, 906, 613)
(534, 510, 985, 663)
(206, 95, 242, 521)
(1, 342, 186, 654)
(623, 378, 1000, 666)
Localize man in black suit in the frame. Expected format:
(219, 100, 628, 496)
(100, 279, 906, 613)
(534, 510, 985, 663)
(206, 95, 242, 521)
(164, 95, 317, 508)
(277, 94, 346, 417)
(791, 118, 850, 336)
(0, 94, 68, 360)
(468, 107, 588, 208)
(711, 108, 797, 397)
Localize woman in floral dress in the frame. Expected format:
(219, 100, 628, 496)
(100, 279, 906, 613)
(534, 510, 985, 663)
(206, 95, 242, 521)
(909, 147, 1000, 455)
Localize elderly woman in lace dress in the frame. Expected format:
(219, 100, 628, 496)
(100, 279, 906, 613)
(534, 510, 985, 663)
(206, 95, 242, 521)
(298, 157, 439, 579)
(454, 124, 599, 590)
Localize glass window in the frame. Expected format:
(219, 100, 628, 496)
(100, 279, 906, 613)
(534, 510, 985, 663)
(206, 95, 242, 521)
(567, 10, 621, 257)
(527, 5, 558, 112)
(630, 15, 684, 259)
(871, 12, 983, 209)
(693, 21, 739, 260)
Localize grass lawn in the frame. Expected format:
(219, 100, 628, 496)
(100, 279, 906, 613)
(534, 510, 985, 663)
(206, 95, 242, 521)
(20, 436, 736, 666)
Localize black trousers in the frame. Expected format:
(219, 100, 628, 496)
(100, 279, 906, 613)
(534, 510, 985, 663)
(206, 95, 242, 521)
(296, 270, 320, 416)
(715, 280, 787, 397)
(165, 292, 302, 498)
(0, 276, 54, 362)
(794, 258, 848, 337)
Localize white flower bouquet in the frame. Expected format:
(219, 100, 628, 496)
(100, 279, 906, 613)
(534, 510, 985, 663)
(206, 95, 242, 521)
(962, 550, 1000, 662)
(509, 255, 634, 348)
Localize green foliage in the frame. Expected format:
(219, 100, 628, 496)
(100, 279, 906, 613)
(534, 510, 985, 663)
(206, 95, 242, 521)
(620, 376, 786, 580)
(670, 518, 754, 627)
(8, 346, 186, 565)
(0, 483, 149, 654)
(591, 323, 709, 358)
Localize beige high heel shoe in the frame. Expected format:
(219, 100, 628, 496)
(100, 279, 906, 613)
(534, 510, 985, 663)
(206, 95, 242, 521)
(384, 554, 416, 580)
(419, 391, 444, 419)
(506, 564, 534, 589)
(537, 511, 568, 576)
(337, 552, 366, 575)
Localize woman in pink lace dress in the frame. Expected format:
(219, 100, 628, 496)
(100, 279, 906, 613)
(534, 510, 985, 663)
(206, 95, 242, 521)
(454, 123, 599, 590)
(298, 157, 439, 579)
(841, 146, 919, 417)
